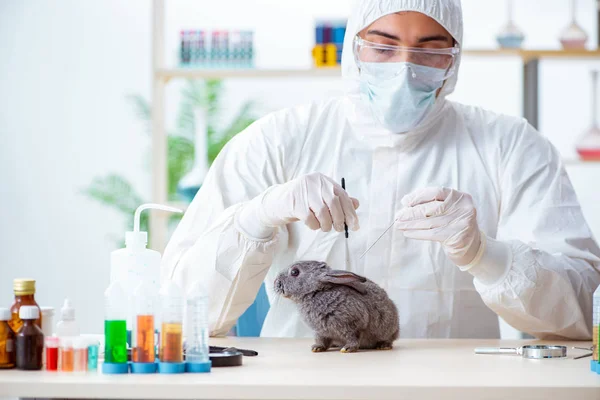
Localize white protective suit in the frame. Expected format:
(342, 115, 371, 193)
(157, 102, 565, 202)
(161, 0, 600, 339)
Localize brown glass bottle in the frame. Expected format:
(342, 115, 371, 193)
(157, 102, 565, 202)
(9, 279, 42, 333)
(0, 309, 16, 369)
(16, 306, 44, 370)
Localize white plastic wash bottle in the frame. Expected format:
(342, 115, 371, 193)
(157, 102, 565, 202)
(110, 203, 183, 335)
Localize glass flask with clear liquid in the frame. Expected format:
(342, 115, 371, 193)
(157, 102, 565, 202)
(576, 70, 600, 161)
(496, 0, 525, 49)
(560, 0, 588, 49)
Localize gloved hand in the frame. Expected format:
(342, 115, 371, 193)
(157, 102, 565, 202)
(238, 173, 360, 239)
(394, 187, 482, 267)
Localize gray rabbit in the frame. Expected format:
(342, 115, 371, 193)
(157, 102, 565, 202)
(274, 261, 399, 353)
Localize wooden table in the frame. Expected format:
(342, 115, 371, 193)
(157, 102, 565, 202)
(0, 338, 598, 400)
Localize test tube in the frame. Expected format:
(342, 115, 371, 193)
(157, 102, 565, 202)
(158, 281, 184, 373)
(87, 340, 99, 371)
(102, 281, 128, 374)
(45, 337, 59, 371)
(59, 337, 74, 372)
(184, 281, 211, 373)
(73, 337, 88, 372)
(131, 281, 157, 373)
(247, 31, 254, 67)
(593, 284, 600, 372)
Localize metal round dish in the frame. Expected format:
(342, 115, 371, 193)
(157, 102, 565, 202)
(520, 345, 567, 359)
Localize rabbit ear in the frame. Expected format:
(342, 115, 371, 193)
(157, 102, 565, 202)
(321, 270, 367, 294)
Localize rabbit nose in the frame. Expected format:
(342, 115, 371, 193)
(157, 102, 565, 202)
(275, 279, 283, 292)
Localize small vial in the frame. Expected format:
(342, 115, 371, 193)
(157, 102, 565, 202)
(40, 307, 55, 365)
(159, 281, 183, 364)
(16, 306, 44, 370)
(45, 336, 59, 371)
(0, 308, 16, 369)
(185, 282, 209, 365)
(132, 281, 156, 364)
(73, 338, 88, 372)
(59, 337, 74, 372)
(593, 284, 600, 369)
(87, 341, 99, 371)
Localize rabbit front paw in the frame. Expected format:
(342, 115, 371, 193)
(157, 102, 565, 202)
(311, 336, 332, 352)
(340, 345, 359, 353)
(311, 344, 328, 352)
(375, 341, 393, 350)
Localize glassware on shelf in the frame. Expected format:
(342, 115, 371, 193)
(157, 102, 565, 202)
(559, 0, 588, 49)
(576, 70, 600, 161)
(496, 0, 525, 49)
(179, 29, 254, 68)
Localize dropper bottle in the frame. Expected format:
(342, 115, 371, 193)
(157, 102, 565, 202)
(56, 299, 79, 337)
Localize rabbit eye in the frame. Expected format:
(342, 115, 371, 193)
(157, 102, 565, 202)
(290, 268, 300, 277)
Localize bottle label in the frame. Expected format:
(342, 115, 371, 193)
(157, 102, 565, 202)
(6, 339, 13, 352)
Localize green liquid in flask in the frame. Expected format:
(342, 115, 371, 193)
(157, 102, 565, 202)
(104, 320, 127, 363)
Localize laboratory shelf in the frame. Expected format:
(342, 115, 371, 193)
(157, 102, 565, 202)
(155, 50, 600, 81)
(156, 67, 342, 81)
(563, 158, 600, 166)
(463, 49, 600, 61)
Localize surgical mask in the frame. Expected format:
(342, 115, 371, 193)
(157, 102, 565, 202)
(359, 62, 447, 133)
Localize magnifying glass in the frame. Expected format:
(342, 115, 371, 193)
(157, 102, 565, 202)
(474, 345, 567, 359)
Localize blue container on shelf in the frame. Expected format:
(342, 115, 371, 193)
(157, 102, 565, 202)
(315, 24, 324, 44)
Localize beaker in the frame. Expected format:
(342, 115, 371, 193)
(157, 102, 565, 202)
(576, 70, 600, 160)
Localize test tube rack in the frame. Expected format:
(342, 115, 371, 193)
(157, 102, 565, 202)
(312, 20, 346, 68)
(179, 29, 254, 69)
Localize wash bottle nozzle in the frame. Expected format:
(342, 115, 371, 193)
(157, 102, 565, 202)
(125, 203, 183, 248)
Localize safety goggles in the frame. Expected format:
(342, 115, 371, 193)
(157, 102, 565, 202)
(353, 35, 460, 80)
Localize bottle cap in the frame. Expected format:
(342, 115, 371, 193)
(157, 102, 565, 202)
(102, 362, 129, 374)
(60, 337, 73, 348)
(46, 336, 60, 348)
(40, 306, 55, 317)
(13, 278, 36, 295)
(74, 337, 88, 349)
(158, 362, 186, 374)
(19, 305, 40, 320)
(0, 308, 10, 321)
(60, 299, 75, 320)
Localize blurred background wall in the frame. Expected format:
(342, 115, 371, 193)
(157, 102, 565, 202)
(1, 0, 599, 337)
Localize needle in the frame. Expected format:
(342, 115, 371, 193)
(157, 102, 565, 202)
(342, 178, 351, 270)
(341, 178, 348, 239)
(359, 219, 396, 260)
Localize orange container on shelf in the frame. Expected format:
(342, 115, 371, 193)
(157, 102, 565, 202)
(312, 45, 326, 67)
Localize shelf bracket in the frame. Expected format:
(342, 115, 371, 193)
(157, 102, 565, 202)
(523, 58, 539, 130)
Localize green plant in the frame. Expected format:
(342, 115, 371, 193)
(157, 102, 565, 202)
(84, 79, 257, 245)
